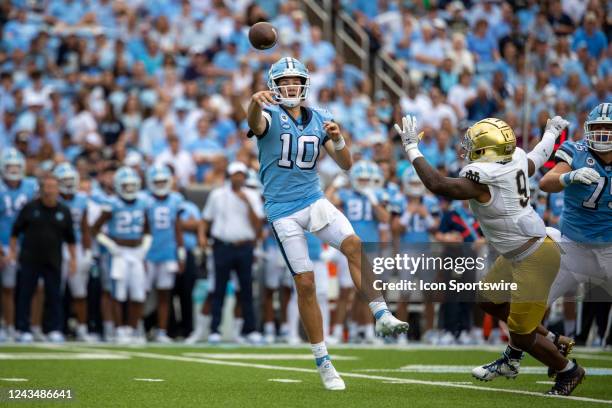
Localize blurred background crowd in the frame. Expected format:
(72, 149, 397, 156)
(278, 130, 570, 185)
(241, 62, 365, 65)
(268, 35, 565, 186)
(0, 0, 610, 346)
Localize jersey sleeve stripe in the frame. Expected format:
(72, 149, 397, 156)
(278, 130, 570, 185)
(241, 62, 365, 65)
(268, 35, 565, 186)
(247, 111, 272, 139)
(554, 149, 573, 165)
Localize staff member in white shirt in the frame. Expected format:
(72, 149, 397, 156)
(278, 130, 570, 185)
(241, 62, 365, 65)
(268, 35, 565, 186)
(202, 161, 264, 342)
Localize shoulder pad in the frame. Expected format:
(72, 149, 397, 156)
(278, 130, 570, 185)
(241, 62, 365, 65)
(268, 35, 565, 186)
(554, 140, 583, 166)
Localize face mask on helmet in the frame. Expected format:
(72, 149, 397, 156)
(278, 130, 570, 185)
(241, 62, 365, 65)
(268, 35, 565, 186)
(59, 174, 79, 195)
(584, 123, 612, 152)
(1, 150, 25, 182)
(150, 177, 171, 196)
(114, 168, 141, 201)
(119, 181, 139, 200)
(267, 58, 310, 108)
(584, 103, 612, 152)
(270, 77, 309, 108)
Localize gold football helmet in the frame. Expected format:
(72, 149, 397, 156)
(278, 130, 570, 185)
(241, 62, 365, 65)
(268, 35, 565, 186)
(462, 118, 516, 163)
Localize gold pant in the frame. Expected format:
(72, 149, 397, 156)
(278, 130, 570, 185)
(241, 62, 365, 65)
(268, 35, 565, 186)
(479, 237, 560, 334)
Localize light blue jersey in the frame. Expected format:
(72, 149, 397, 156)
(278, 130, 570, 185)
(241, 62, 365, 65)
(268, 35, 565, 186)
(180, 200, 200, 251)
(60, 192, 88, 244)
(251, 105, 332, 221)
(337, 188, 383, 242)
(0, 177, 38, 245)
(107, 195, 149, 241)
(555, 140, 612, 242)
(146, 192, 184, 262)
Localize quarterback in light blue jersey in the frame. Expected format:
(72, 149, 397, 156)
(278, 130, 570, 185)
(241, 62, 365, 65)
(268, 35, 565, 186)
(0, 148, 38, 340)
(92, 166, 151, 344)
(247, 56, 408, 390)
(540, 102, 612, 301)
(145, 164, 185, 343)
(54, 162, 94, 341)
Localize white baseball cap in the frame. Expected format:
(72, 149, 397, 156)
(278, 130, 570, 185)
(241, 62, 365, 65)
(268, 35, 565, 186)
(228, 161, 248, 176)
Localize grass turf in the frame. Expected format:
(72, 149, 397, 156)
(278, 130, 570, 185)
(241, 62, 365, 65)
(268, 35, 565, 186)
(0, 345, 610, 407)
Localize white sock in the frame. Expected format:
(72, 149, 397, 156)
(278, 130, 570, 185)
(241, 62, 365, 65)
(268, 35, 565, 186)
(368, 297, 389, 319)
(363, 324, 375, 340)
(103, 321, 114, 338)
(559, 360, 575, 373)
(77, 324, 87, 336)
(279, 322, 289, 335)
(311, 341, 330, 366)
(332, 324, 343, 339)
(264, 322, 275, 336)
(348, 321, 358, 340)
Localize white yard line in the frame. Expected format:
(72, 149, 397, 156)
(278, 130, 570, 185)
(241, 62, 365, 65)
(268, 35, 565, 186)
(50, 346, 612, 405)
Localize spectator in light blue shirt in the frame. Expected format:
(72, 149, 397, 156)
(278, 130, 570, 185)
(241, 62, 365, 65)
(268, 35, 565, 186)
(138, 102, 168, 159)
(187, 117, 224, 183)
(3, 9, 38, 52)
(213, 42, 240, 72)
(467, 19, 500, 73)
(301, 27, 336, 69)
(48, 0, 85, 25)
(571, 13, 607, 60)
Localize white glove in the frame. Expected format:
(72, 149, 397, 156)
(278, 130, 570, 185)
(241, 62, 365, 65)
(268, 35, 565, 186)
(362, 187, 379, 206)
(560, 167, 600, 187)
(393, 115, 423, 162)
(96, 233, 119, 256)
(544, 116, 570, 139)
(331, 173, 348, 189)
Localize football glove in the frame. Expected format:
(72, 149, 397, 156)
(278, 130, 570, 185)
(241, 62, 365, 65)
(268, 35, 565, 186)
(560, 167, 600, 186)
(544, 116, 570, 139)
(393, 115, 423, 162)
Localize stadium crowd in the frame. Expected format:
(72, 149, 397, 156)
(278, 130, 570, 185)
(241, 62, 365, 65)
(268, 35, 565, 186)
(0, 0, 609, 346)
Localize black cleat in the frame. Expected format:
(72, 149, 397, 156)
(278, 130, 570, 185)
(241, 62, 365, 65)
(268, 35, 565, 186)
(547, 360, 585, 396)
(547, 333, 576, 378)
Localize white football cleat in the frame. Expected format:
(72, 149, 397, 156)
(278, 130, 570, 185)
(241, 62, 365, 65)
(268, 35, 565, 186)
(208, 332, 222, 344)
(17, 332, 34, 344)
(318, 360, 346, 391)
(155, 330, 173, 344)
(184, 327, 206, 345)
(375, 311, 409, 337)
(472, 356, 520, 381)
(48, 331, 65, 343)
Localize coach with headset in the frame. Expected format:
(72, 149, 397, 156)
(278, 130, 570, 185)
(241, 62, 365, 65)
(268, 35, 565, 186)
(202, 161, 264, 343)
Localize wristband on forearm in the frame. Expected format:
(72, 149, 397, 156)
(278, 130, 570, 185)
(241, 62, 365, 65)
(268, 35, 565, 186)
(333, 136, 346, 151)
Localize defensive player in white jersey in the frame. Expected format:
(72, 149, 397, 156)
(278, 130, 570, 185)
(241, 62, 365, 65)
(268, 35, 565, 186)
(248, 57, 408, 390)
(395, 115, 585, 396)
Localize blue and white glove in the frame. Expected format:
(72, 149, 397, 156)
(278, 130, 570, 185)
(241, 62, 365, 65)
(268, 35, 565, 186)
(560, 167, 600, 187)
(394, 115, 423, 162)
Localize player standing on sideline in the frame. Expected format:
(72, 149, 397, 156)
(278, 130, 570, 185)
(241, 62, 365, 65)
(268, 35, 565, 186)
(144, 164, 185, 343)
(0, 148, 38, 342)
(53, 163, 95, 342)
(395, 114, 585, 396)
(247, 57, 408, 390)
(92, 167, 151, 345)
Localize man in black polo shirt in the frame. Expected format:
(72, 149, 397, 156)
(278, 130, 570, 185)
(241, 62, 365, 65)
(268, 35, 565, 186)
(7, 175, 76, 343)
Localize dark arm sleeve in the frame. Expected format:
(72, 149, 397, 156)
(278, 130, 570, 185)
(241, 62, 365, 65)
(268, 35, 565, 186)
(63, 207, 76, 244)
(11, 202, 29, 238)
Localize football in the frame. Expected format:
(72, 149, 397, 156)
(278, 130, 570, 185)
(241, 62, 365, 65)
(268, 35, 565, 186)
(248, 21, 278, 50)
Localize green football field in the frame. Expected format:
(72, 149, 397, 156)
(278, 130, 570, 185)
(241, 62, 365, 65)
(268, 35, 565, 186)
(0, 344, 611, 407)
